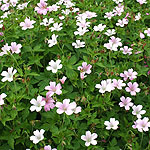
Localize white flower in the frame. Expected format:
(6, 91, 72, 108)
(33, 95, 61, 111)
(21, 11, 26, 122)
(93, 24, 106, 32)
(95, 79, 114, 93)
(116, 18, 128, 27)
(144, 28, 150, 37)
(46, 59, 62, 73)
(135, 12, 141, 21)
(0, 93, 7, 105)
(132, 105, 146, 118)
(0, 43, 11, 56)
(30, 96, 45, 112)
(1, 67, 17, 82)
(104, 12, 114, 19)
(105, 29, 116, 36)
(113, 0, 123, 4)
(30, 129, 45, 144)
(104, 118, 119, 130)
(48, 34, 58, 47)
(81, 131, 98, 147)
(72, 40, 85, 48)
(49, 23, 63, 32)
(74, 27, 89, 36)
(40, 18, 54, 26)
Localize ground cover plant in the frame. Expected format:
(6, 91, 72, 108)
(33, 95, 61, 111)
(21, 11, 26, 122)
(0, 0, 150, 149)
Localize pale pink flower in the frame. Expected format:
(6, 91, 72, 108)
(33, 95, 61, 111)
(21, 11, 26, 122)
(120, 46, 132, 55)
(104, 118, 119, 130)
(81, 131, 98, 147)
(48, 4, 60, 12)
(72, 40, 85, 48)
(136, 0, 147, 5)
(112, 79, 126, 89)
(45, 82, 62, 96)
(140, 32, 145, 39)
(20, 17, 36, 30)
(132, 105, 146, 118)
(120, 70, 128, 81)
(10, 42, 22, 54)
(30, 96, 46, 112)
(44, 145, 57, 150)
(113, 0, 123, 4)
(113, 4, 124, 16)
(35, 0, 48, 15)
(56, 99, 76, 115)
(144, 28, 150, 36)
(93, 24, 106, 32)
(30, 129, 45, 144)
(116, 18, 128, 27)
(74, 27, 89, 36)
(78, 62, 92, 74)
(76, 21, 90, 28)
(59, 76, 67, 84)
(80, 72, 87, 80)
(135, 12, 141, 21)
(1, 3, 9, 11)
(104, 12, 114, 19)
(127, 68, 138, 80)
(0, 93, 7, 105)
(85, 11, 97, 19)
(42, 92, 55, 112)
(72, 102, 81, 114)
(125, 82, 140, 95)
(49, 23, 63, 32)
(136, 117, 150, 132)
(105, 29, 116, 36)
(0, 43, 11, 56)
(119, 96, 133, 110)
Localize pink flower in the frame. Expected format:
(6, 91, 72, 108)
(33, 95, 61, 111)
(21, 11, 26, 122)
(104, 12, 114, 19)
(140, 32, 145, 39)
(132, 105, 146, 118)
(78, 62, 92, 79)
(45, 82, 62, 96)
(35, 0, 48, 15)
(136, 117, 150, 132)
(120, 46, 133, 55)
(120, 71, 129, 81)
(127, 68, 138, 80)
(112, 79, 126, 89)
(44, 145, 57, 150)
(125, 82, 140, 96)
(10, 42, 22, 54)
(0, 93, 7, 105)
(0, 43, 11, 56)
(42, 92, 55, 112)
(136, 0, 147, 5)
(20, 17, 36, 30)
(119, 96, 133, 110)
(59, 76, 67, 84)
(56, 99, 76, 115)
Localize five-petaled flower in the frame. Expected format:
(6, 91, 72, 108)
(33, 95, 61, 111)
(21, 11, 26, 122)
(104, 118, 119, 130)
(30, 96, 46, 112)
(81, 131, 98, 147)
(30, 129, 45, 144)
(0, 93, 7, 105)
(1, 67, 17, 82)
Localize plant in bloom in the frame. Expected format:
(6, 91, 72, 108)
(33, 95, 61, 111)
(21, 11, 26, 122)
(46, 59, 62, 73)
(20, 17, 36, 30)
(0, 43, 11, 56)
(120, 46, 133, 55)
(0, 93, 7, 105)
(81, 131, 98, 147)
(104, 118, 119, 130)
(72, 40, 85, 48)
(30, 129, 45, 144)
(42, 92, 55, 112)
(144, 28, 150, 36)
(1, 67, 17, 82)
(132, 105, 146, 118)
(30, 96, 46, 112)
(133, 117, 150, 132)
(10, 42, 22, 54)
(125, 82, 140, 96)
(47, 34, 58, 47)
(112, 79, 126, 89)
(56, 99, 77, 115)
(44, 145, 57, 150)
(78, 62, 92, 79)
(95, 79, 114, 93)
(119, 96, 133, 110)
(45, 81, 62, 96)
(35, 0, 48, 15)
(59, 76, 67, 84)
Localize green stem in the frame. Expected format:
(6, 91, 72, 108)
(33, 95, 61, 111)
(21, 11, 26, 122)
(140, 132, 144, 148)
